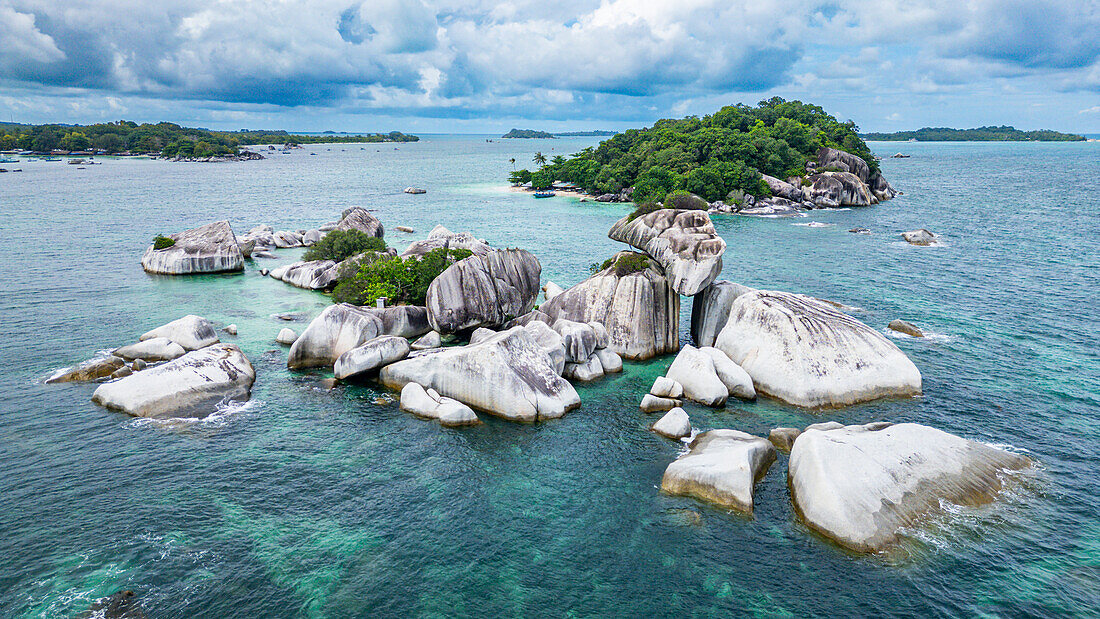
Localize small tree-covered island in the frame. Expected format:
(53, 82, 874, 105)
(509, 98, 895, 215)
(501, 128, 556, 139)
(863, 125, 1085, 141)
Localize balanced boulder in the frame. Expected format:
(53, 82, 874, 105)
(788, 422, 1031, 552)
(426, 249, 541, 333)
(661, 429, 777, 514)
(91, 344, 255, 419)
(334, 336, 410, 379)
(608, 209, 725, 295)
(140, 315, 219, 351)
(714, 290, 922, 407)
(141, 221, 244, 274)
(114, 338, 186, 362)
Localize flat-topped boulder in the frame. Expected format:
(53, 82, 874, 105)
(334, 335, 410, 380)
(92, 344, 255, 419)
(336, 207, 384, 237)
(114, 337, 186, 362)
(661, 429, 777, 514)
(608, 209, 726, 295)
(140, 315, 219, 351)
(788, 422, 1032, 552)
(380, 325, 580, 422)
(691, 281, 755, 348)
(715, 290, 922, 407)
(400, 225, 491, 258)
(426, 249, 541, 333)
(540, 252, 678, 360)
(269, 260, 338, 290)
(808, 172, 873, 207)
(141, 221, 244, 274)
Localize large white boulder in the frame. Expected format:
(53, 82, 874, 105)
(114, 337, 186, 362)
(661, 429, 777, 514)
(269, 260, 338, 290)
(608, 209, 726, 295)
(287, 304, 384, 369)
(275, 328, 298, 345)
(141, 221, 244, 274)
(593, 348, 622, 373)
(699, 347, 755, 400)
(650, 376, 683, 398)
(552, 319, 598, 363)
(665, 345, 727, 407)
(334, 335, 410, 379)
(714, 290, 922, 407)
(335, 207, 384, 237)
(540, 251, 679, 360)
(788, 422, 1031, 552)
(563, 353, 604, 382)
(652, 407, 691, 439)
(91, 344, 255, 419)
(380, 326, 580, 422)
(426, 249, 541, 333)
(690, 281, 755, 348)
(139, 315, 219, 351)
(399, 383, 480, 427)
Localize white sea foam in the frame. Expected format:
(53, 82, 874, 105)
(126, 398, 263, 431)
(792, 221, 833, 228)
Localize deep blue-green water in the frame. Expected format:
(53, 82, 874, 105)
(1, 137, 1098, 617)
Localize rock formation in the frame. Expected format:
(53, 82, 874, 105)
(607, 209, 725, 295)
(141, 221, 244, 275)
(661, 429, 777, 514)
(426, 249, 541, 333)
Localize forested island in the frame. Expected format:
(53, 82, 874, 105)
(0, 121, 418, 157)
(502, 128, 556, 139)
(508, 97, 880, 203)
(555, 130, 617, 137)
(862, 125, 1084, 141)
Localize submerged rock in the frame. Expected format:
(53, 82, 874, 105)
(690, 281, 755, 348)
(903, 229, 938, 246)
(888, 319, 924, 337)
(607, 209, 726, 296)
(140, 315, 219, 351)
(141, 221, 244, 275)
(114, 337, 186, 362)
(46, 355, 126, 383)
(268, 260, 338, 290)
(540, 252, 678, 360)
(652, 407, 691, 439)
(714, 290, 922, 408)
(426, 249, 541, 333)
(92, 344, 255, 419)
(661, 429, 777, 514)
(380, 326, 580, 421)
(665, 345, 727, 407)
(83, 589, 144, 619)
(336, 207, 384, 237)
(788, 422, 1032, 552)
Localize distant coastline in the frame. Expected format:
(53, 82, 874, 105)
(501, 128, 618, 139)
(862, 125, 1084, 142)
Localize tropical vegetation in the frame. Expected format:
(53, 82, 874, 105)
(508, 98, 879, 203)
(502, 129, 555, 139)
(862, 125, 1084, 142)
(301, 229, 386, 262)
(332, 248, 473, 306)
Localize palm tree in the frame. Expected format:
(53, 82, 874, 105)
(533, 152, 547, 166)
(509, 157, 516, 170)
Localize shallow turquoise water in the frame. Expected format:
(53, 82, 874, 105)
(1, 137, 1098, 617)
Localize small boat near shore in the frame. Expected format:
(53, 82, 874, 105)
(533, 191, 555, 198)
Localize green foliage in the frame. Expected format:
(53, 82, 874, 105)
(530, 169, 553, 190)
(152, 235, 175, 250)
(512, 98, 883, 197)
(533, 152, 548, 166)
(302, 229, 386, 262)
(662, 190, 709, 211)
(612, 253, 649, 277)
(627, 201, 663, 221)
(862, 125, 1085, 142)
(509, 169, 532, 185)
(332, 248, 473, 306)
(502, 129, 555, 139)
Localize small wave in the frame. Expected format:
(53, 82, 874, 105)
(883, 328, 958, 344)
(792, 222, 833, 228)
(126, 399, 263, 431)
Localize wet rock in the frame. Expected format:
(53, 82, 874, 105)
(665, 345, 727, 407)
(768, 427, 801, 452)
(83, 589, 144, 619)
(690, 281, 755, 348)
(607, 209, 726, 295)
(888, 319, 924, 337)
(224, 324, 238, 336)
(903, 229, 937, 246)
(131, 359, 147, 372)
(141, 221, 244, 274)
(276, 328, 298, 345)
(380, 326, 580, 422)
(139, 315, 219, 351)
(269, 260, 338, 290)
(540, 251, 679, 360)
(114, 337, 186, 362)
(699, 346, 755, 400)
(411, 331, 441, 350)
(868, 171, 898, 201)
(395, 225, 415, 233)
(715, 290, 922, 408)
(789, 422, 1032, 552)
(640, 393, 681, 413)
(650, 376, 684, 398)
(46, 356, 126, 383)
(848, 227, 871, 234)
(652, 407, 691, 439)
(661, 429, 777, 514)
(110, 366, 133, 379)
(426, 249, 541, 333)
(92, 344, 254, 419)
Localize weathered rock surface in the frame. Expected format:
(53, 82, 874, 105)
(761, 174, 804, 201)
(91, 344, 255, 419)
(563, 354, 604, 382)
(691, 281, 755, 348)
(287, 304, 384, 369)
(519, 320, 566, 375)
(336, 207, 384, 237)
(426, 249, 541, 333)
(399, 383, 480, 426)
(540, 252, 679, 360)
(411, 330, 441, 350)
(469, 327, 496, 345)
(273, 230, 304, 248)
(608, 209, 726, 296)
(224, 324, 238, 336)
(715, 290, 922, 407)
(650, 376, 684, 399)
(661, 429, 777, 514)
(400, 225, 489, 258)
(141, 221, 244, 275)
(903, 229, 937, 246)
(302, 229, 322, 245)
(276, 328, 297, 345)
(768, 427, 801, 452)
(699, 346, 756, 400)
(380, 326, 580, 421)
(368, 305, 432, 339)
(652, 407, 691, 439)
(334, 335, 410, 379)
(114, 338, 186, 362)
(665, 345, 728, 407)
(140, 315, 219, 351)
(640, 394, 681, 413)
(553, 319, 598, 363)
(542, 281, 564, 301)
(788, 422, 1031, 552)
(808, 172, 873, 207)
(888, 319, 924, 337)
(593, 348, 622, 373)
(817, 147, 870, 182)
(46, 356, 126, 383)
(269, 260, 338, 290)
(868, 171, 897, 201)
(503, 310, 553, 329)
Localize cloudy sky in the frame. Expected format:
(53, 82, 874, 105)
(2, 0, 1099, 133)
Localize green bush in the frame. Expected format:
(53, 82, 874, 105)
(663, 190, 708, 211)
(334, 250, 391, 280)
(613, 253, 649, 277)
(627, 201, 663, 221)
(332, 248, 473, 306)
(152, 234, 175, 250)
(302, 229, 386, 262)
(530, 169, 553, 190)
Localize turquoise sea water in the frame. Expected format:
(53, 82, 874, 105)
(1, 137, 1098, 617)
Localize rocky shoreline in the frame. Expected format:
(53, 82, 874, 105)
(47, 143, 1031, 556)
